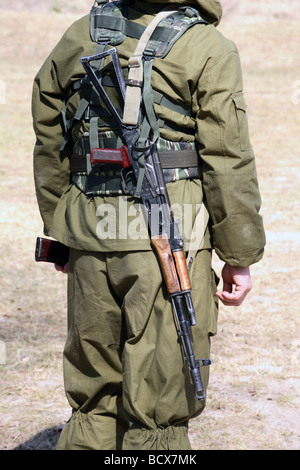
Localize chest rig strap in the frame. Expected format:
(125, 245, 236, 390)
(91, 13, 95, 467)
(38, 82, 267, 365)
(62, 2, 207, 152)
(121, 6, 208, 196)
(65, 2, 209, 198)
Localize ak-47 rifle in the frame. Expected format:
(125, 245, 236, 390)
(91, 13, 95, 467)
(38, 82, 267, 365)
(80, 48, 212, 400)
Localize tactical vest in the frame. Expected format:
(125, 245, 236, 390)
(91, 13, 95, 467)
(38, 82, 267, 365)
(62, 0, 208, 198)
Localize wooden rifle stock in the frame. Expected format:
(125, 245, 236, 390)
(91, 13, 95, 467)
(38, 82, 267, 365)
(151, 234, 192, 294)
(151, 234, 181, 294)
(173, 250, 192, 292)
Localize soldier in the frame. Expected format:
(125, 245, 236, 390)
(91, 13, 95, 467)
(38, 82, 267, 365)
(32, 0, 265, 450)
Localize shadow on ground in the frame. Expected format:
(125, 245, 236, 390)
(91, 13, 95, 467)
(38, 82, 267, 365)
(13, 426, 62, 450)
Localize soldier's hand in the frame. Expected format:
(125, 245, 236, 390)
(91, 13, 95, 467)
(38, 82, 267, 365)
(216, 263, 252, 306)
(55, 262, 69, 274)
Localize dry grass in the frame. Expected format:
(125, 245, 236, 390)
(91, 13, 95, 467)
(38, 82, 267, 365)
(0, 0, 299, 450)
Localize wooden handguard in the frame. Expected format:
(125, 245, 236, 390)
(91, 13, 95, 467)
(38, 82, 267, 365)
(173, 250, 192, 291)
(151, 234, 181, 294)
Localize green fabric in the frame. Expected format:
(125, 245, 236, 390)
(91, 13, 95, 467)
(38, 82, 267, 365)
(32, 0, 265, 267)
(47, 179, 210, 253)
(56, 247, 218, 450)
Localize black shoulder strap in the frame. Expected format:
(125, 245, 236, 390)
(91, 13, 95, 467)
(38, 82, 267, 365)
(144, 6, 208, 59)
(90, 0, 145, 45)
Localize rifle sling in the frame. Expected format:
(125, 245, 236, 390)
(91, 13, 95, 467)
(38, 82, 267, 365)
(122, 7, 177, 126)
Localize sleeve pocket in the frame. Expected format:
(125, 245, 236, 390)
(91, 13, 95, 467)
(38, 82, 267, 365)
(232, 92, 251, 152)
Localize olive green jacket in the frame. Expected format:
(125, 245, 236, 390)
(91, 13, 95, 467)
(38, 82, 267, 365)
(32, 0, 265, 267)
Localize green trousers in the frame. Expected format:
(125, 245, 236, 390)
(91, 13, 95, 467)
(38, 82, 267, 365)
(56, 248, 218, 450)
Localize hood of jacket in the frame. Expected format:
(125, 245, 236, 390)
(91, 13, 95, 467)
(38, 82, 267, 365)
(128, 0, 223, 26)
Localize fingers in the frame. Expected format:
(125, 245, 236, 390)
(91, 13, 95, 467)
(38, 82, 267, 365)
(216, 283, 251, 306)
(216, 264, 252, 306)
(54, 262, 69, 274)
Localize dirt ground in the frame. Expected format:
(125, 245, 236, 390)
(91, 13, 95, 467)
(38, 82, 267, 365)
(0, 0, 299, 451)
